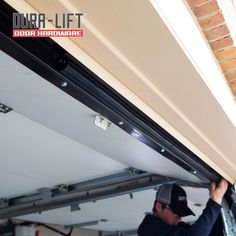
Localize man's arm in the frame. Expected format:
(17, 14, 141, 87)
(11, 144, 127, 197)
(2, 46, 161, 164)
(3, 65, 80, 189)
(183, 179, 228, 236)
(168, 179, 228, 236)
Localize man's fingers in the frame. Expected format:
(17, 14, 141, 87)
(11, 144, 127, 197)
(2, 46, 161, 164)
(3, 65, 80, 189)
(219, 179, 228, 191)
(210, 179, 228, 204)
(211, 182, 216, 191)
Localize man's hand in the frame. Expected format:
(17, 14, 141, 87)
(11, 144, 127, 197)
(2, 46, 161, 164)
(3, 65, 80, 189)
(210, 179, 228, 204)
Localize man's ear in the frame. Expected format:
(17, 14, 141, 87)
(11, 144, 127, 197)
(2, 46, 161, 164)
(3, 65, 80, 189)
(154, 201, 162, 212)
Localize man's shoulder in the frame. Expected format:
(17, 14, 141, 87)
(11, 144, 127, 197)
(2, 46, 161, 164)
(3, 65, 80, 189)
(178, 221, 190, 228)
(138, 214, 170, 236)
(141, 214, 163, 224)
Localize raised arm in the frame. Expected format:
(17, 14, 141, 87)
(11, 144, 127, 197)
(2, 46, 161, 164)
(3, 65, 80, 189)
(210, 178, 228, 204)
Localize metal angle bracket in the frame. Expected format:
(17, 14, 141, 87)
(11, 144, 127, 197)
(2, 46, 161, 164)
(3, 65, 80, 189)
(0, 198, 9, 208)
(0, 103, 12, 114)
(70, 204, 80, 212)
(37, 188, 52, 200)
(65, 220, 100, 229)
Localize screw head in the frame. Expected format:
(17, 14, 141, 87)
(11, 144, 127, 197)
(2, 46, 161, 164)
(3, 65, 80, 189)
(61, 81, 68, 87)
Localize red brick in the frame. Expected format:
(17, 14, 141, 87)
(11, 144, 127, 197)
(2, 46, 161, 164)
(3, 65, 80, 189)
(198, 12, 225, 30)
(186, 0, 211, 8)
(204, 24, 229, 41)
(210, 36, 233, 52)
(220, 58, 236, 72)
(192, 0, 219, 17)
(225, 69, 236, 81)
(215, 47, 236, 62)
(228, 79, 236, 89)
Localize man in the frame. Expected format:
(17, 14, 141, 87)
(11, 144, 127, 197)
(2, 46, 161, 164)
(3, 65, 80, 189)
(138, 179, 228, 236)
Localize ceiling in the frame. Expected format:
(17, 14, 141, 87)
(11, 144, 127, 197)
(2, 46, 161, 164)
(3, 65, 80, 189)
(0, 48, 204, 232)
(0, 50, 200, 191)
(5, 0, 235, 181)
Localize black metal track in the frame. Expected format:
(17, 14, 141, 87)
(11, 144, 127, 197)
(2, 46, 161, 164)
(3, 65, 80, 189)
(0, 1, 220, 184)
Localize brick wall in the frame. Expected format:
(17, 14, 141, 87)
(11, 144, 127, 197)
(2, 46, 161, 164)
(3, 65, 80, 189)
(186, 0, 236, 98)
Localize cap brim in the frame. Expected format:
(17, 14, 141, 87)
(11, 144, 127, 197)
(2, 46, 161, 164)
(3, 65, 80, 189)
(171, 205, 195, 217)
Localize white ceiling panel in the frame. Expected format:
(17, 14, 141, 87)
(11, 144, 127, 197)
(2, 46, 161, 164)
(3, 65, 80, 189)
(0, 50, 201, 184)
(0, 111, 126, 197)
(0, 40, 205, 231)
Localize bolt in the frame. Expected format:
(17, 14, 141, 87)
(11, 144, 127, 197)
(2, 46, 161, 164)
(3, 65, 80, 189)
(61, 81, 68, 87)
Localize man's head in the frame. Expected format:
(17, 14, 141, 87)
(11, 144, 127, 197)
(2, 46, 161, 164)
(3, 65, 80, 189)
(153, 183, 195, 225)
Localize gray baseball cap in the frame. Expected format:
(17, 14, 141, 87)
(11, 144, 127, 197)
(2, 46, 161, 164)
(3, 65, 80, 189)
(155, 184, 195, 217)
